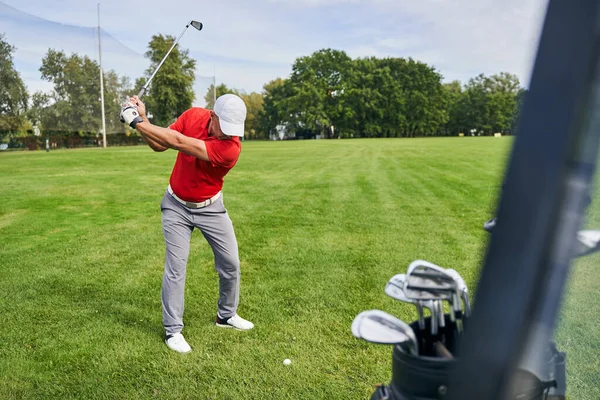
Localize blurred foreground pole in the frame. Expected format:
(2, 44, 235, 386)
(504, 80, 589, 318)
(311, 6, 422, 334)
(447, 0, 600, 399)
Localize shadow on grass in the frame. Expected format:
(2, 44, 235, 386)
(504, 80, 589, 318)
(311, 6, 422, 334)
(35, 273, 166, 344)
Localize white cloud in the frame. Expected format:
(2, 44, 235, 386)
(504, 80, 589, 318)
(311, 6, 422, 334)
(1, 0, 548, 99)
(378, 0, 546, 84)
(266, 0, 360, 6)
(376, 37, 422, 51)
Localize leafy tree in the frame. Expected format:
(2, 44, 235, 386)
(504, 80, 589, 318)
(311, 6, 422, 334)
(203, 84, 263, 139)
(138, 34, 196, 126)
(259, 78, 290, 139)
(511, 88, 528, 134)
(485, 72, 521, 133)
(27, 91, 51, 131)
(443, 80, 465, 135)
(260, 51, 451, 138)
(31, 49, 131, 136)
(461, 73, 522, 134)
(374, 57, 448, 137)
(285, 49, 354, 137)
(240, 92, 264, 139)
(36, 49, 103, 133)
(344, 57, 395, 138)
(227, 48, 525, 140)
(0, 33, 28, 133)
(103, 72, 133, 134)
(203, 83, 240, 110)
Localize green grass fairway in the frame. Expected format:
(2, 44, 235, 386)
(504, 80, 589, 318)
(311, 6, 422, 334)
(1, 137, 599, 399)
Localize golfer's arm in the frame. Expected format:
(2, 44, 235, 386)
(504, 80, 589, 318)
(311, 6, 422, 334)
(135, 121, 209, 161)
(140, 133, 168, 152)
(137, 117, 167, 152)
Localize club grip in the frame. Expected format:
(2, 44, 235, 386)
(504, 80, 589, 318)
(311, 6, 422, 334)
(434, 342, 454, 359)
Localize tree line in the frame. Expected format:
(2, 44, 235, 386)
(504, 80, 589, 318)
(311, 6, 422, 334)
(0, 32, 195, 140)
(0, 33, 525, 144)
(253, 49, 525, 139)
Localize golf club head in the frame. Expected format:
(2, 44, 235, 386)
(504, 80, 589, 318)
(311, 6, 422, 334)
(403, 285, 455, 302)
(351, 309, 419, 355)
(135, 20, 203, 99)
(407, 259, 446, 277)
(444, 269, 468, 293)
(445, 268, 471, 317)
(387, 275, 439, 309)
(484, 217, 497, 233)
(385, 274, 411, 302)
(386, 275, 430, 331)
(405, 260, 456, 295)
(574, 230, 600, 257)
(404, 260, 463, 330)
(190, 20, 203, 30)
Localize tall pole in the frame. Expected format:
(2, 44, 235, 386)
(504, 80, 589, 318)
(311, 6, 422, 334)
(98, 3, 107, 148)
(213, 65, 216, 108)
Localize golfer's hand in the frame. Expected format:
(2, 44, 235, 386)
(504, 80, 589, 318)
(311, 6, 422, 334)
(120, 101, 143, 128)
(130, 96, 147, 119)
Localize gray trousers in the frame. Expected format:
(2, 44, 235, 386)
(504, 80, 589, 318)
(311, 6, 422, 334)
(160, 190, 240, 335)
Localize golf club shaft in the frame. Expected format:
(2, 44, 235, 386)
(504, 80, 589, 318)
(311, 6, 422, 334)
(416, 304, 426, 330)
(462, 291, 472, 317)
(434, 341, 454, 359)
(137, 22, 192, 98)
(431, 302, 439, 335)
(437, 300, 446, 328)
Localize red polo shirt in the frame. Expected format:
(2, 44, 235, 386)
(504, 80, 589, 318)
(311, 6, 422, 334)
(168, 108, 241, 202)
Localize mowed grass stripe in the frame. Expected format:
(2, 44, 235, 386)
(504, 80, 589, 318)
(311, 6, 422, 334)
(0, 138, 598, 399)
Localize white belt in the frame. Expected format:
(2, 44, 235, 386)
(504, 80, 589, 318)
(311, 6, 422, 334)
(167, 185, 222, 209)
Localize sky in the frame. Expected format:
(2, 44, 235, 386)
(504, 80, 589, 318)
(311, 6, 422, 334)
(0, 0, 548, 107)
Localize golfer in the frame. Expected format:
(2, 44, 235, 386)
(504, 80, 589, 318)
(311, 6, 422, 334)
(120, 94, 254, 353)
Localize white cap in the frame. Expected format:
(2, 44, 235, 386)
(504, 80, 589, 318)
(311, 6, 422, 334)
(214, 94, 247, 137)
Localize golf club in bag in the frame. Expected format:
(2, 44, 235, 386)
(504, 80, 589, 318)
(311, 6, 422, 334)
(137, 20, 203, 98)
(353, 260, 566, 400)
(369, 328, 565, 400)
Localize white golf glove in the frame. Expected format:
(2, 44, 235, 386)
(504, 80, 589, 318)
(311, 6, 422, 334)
(120, 102, 143, 128)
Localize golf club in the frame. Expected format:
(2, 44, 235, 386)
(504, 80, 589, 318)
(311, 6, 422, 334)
(385, 274, 427, 331)
(574, 229, 600, 257)
(484, 217, 497, 232)
(405, 260, 456, 291)
(434, 341, 454, 359)
(385, 273, 440, 355)
(137, 20, 203, 98)
(404, 261, 460, 322)
(351, 309, 419, 356)
(485, 218, 600, 259)
(405, 261, 469, 341)
(445, 268, 472, 317)
(436, 300, 446, 330)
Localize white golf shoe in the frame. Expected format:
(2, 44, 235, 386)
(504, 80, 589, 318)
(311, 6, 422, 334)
(216, 314, 254, 330)
(165, 332, 192, 353)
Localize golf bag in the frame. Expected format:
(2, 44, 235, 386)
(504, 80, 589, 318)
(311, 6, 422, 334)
(369, 316, 566, 400)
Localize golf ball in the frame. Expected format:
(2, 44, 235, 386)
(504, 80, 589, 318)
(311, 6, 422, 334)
(283, 359, 291, 365)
